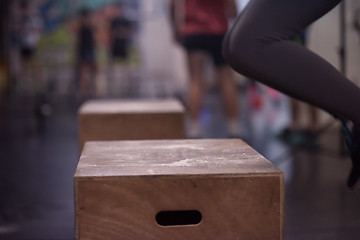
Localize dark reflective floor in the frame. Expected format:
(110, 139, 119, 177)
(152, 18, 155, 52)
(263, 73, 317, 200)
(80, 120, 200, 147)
(1, 86, 360, 240)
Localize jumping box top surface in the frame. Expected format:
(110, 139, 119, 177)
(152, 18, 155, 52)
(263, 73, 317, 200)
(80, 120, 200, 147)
(75, 139, 282, 178)
(78, 99, 184, 115)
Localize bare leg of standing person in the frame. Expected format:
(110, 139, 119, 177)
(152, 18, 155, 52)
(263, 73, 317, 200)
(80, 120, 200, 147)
(216, 65, 240, 137)
(79, 63, 87, 98)
(187, 51, 205, 138)
(308, 105, 319, 132)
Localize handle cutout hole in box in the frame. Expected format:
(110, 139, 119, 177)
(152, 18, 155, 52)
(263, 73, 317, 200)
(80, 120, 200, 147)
(156, 210, 202, 227)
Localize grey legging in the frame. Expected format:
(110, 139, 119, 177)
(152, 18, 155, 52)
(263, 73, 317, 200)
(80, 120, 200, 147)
(223, 0, 360, 124)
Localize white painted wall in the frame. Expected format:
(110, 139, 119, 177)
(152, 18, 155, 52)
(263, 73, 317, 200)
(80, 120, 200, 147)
(307, 1, 360, 86)
(138, 0, 187, 97)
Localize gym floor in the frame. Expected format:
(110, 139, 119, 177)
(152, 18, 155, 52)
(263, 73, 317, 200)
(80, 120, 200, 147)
(1, 86, 360, 240)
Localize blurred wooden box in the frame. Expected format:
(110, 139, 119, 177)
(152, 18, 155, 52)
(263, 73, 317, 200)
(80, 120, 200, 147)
(78, 99, 185, 150)
(74, 139, 283, 240)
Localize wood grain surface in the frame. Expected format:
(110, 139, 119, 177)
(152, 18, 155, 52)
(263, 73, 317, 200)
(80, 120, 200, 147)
(75, 139, 283, 240)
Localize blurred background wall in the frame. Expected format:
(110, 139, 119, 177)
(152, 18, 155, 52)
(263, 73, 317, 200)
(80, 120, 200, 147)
(1, 0, 360, 99)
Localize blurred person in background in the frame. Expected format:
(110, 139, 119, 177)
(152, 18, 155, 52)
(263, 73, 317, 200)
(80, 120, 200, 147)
(107, 2, 134, 97)
(16, 0, 43, 94)
(75, 8, 97, 99)
(171, 0, 240, 138)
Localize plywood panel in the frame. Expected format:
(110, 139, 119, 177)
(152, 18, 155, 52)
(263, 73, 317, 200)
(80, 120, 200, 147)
(74, 139, 283, 240)
(78, 99, 185, 151)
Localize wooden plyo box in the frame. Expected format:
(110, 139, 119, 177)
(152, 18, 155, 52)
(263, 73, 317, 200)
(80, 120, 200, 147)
(78, 99, 185, 150)
(74, 139, 283, 240)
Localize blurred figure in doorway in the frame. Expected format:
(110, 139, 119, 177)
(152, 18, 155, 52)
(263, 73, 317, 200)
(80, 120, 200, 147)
(75, 9, 97, 99)
(108, 3, 134, 97)
(16, 0, 43, 94)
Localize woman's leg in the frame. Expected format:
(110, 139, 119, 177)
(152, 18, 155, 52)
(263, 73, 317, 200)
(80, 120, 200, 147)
(223, 0, 360, 124)
(223, 0, 360, 190)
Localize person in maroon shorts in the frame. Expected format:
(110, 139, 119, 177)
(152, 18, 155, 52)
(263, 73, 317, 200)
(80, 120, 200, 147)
(171, 0, 240, 138)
